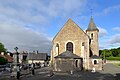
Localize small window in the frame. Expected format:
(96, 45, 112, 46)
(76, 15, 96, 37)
(75, 60, 78, 68)
(94, 60, 97, 64)
(56, 44, 59, 47)
(91, 33, 93, 40)
(82, 42, 85, 46)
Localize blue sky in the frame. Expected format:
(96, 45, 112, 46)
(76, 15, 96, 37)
(0, 0, 120, 53)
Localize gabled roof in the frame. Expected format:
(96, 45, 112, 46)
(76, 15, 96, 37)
(53, 18, 89, 41)
(90, 55, 101, 59)
(54, 51, 82, 59)
(86, 17, 99, 31)
(28, 53, 47, 60)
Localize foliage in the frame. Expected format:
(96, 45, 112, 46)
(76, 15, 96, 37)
(0, 42, 8, 65)
(0, 56, 8, 65)
(99, 47, 120, 60)
(99, 47, 120, 57)
(0, 42, 7, 53)
(106, 57, 120, 61)
(118, 63, 120, 66)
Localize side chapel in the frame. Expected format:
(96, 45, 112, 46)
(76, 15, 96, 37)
(51, 17, 102, 72)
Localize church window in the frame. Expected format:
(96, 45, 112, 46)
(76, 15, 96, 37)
(56, 43, 59, 47)
(94, 60, 97, 64)
(91, 33, 93, 40)
(66, 42, 73, 53)
(56, 43, 59, 55)
(82, 42, 85, 46)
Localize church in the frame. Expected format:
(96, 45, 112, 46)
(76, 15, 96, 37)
(51, 17, 102, 72)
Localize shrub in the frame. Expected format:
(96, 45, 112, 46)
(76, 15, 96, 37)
(0, 56, 8, 65)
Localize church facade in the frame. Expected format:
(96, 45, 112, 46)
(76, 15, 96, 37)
(51, 17, 102, 72)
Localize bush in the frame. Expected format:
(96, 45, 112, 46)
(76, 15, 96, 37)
(106, 57, 120, 61)
(0, 56, 8, 65)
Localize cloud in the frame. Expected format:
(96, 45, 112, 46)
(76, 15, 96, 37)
(98, 27, 108, 37)
(95, 4, 120, 16)
(99, 34, 120, 50)
(113, 27, 120, 32)
(109, 34, 120, 44)
(0, 0, 86, 53)
(0, 22, 52, 53)
(0, 0, 86, 28)
(0, 0, 49, 26)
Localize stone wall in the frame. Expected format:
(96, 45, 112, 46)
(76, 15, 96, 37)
(89, 59, 102, 70)
(55, 58, 83, 72)
(86, 30, 99, 56)
(55, 59, 74, 72)
(51, 19, 90, 70)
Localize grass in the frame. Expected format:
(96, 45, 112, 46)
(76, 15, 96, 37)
(118, 63, 120, 66)
(106, 57, 120, 61)
(114, 63, 120, 68)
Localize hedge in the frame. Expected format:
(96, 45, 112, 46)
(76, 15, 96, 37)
(106, 57, 120, 61)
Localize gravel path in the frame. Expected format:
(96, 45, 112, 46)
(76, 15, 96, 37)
(0, 64, 120, 80)
(99, 63, 120, 74)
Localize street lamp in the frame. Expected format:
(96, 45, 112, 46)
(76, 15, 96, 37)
(14, 47, 20, 79)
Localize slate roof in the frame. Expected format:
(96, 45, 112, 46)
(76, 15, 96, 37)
(86, 17, 99, 31)
(54, 51, 82, 59)
(90, 55, 101, 59)
(28, 53, 47, 60)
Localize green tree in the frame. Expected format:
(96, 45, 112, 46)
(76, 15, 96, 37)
(0, 42, 8, 65)
(99, 47, 120, 58)
(0, 42, 6, 53)
(0, 56, 8, 65)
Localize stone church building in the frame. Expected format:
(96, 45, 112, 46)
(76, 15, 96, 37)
(51, 17, 102, 72)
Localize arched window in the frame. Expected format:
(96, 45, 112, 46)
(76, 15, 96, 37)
(94, 60, 97, 64)
(56, 43, 59, 55)
(66, 42, 73, 53)
(91, 33, 93, 40)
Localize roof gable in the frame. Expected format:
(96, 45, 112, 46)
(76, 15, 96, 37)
(90, 55, 101, 59)
(53, 18, 88, 41)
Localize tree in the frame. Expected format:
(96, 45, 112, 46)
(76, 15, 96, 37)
(0, 56, 8, 65)
(99, 47, 120, 58)
(0, 42, 6, 53)
(0, 42, 8, 65)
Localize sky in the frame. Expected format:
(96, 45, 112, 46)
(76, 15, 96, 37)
(0, 0, 120, 53)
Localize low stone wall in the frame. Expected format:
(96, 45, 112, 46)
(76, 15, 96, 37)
(106, 60, 120, 64)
